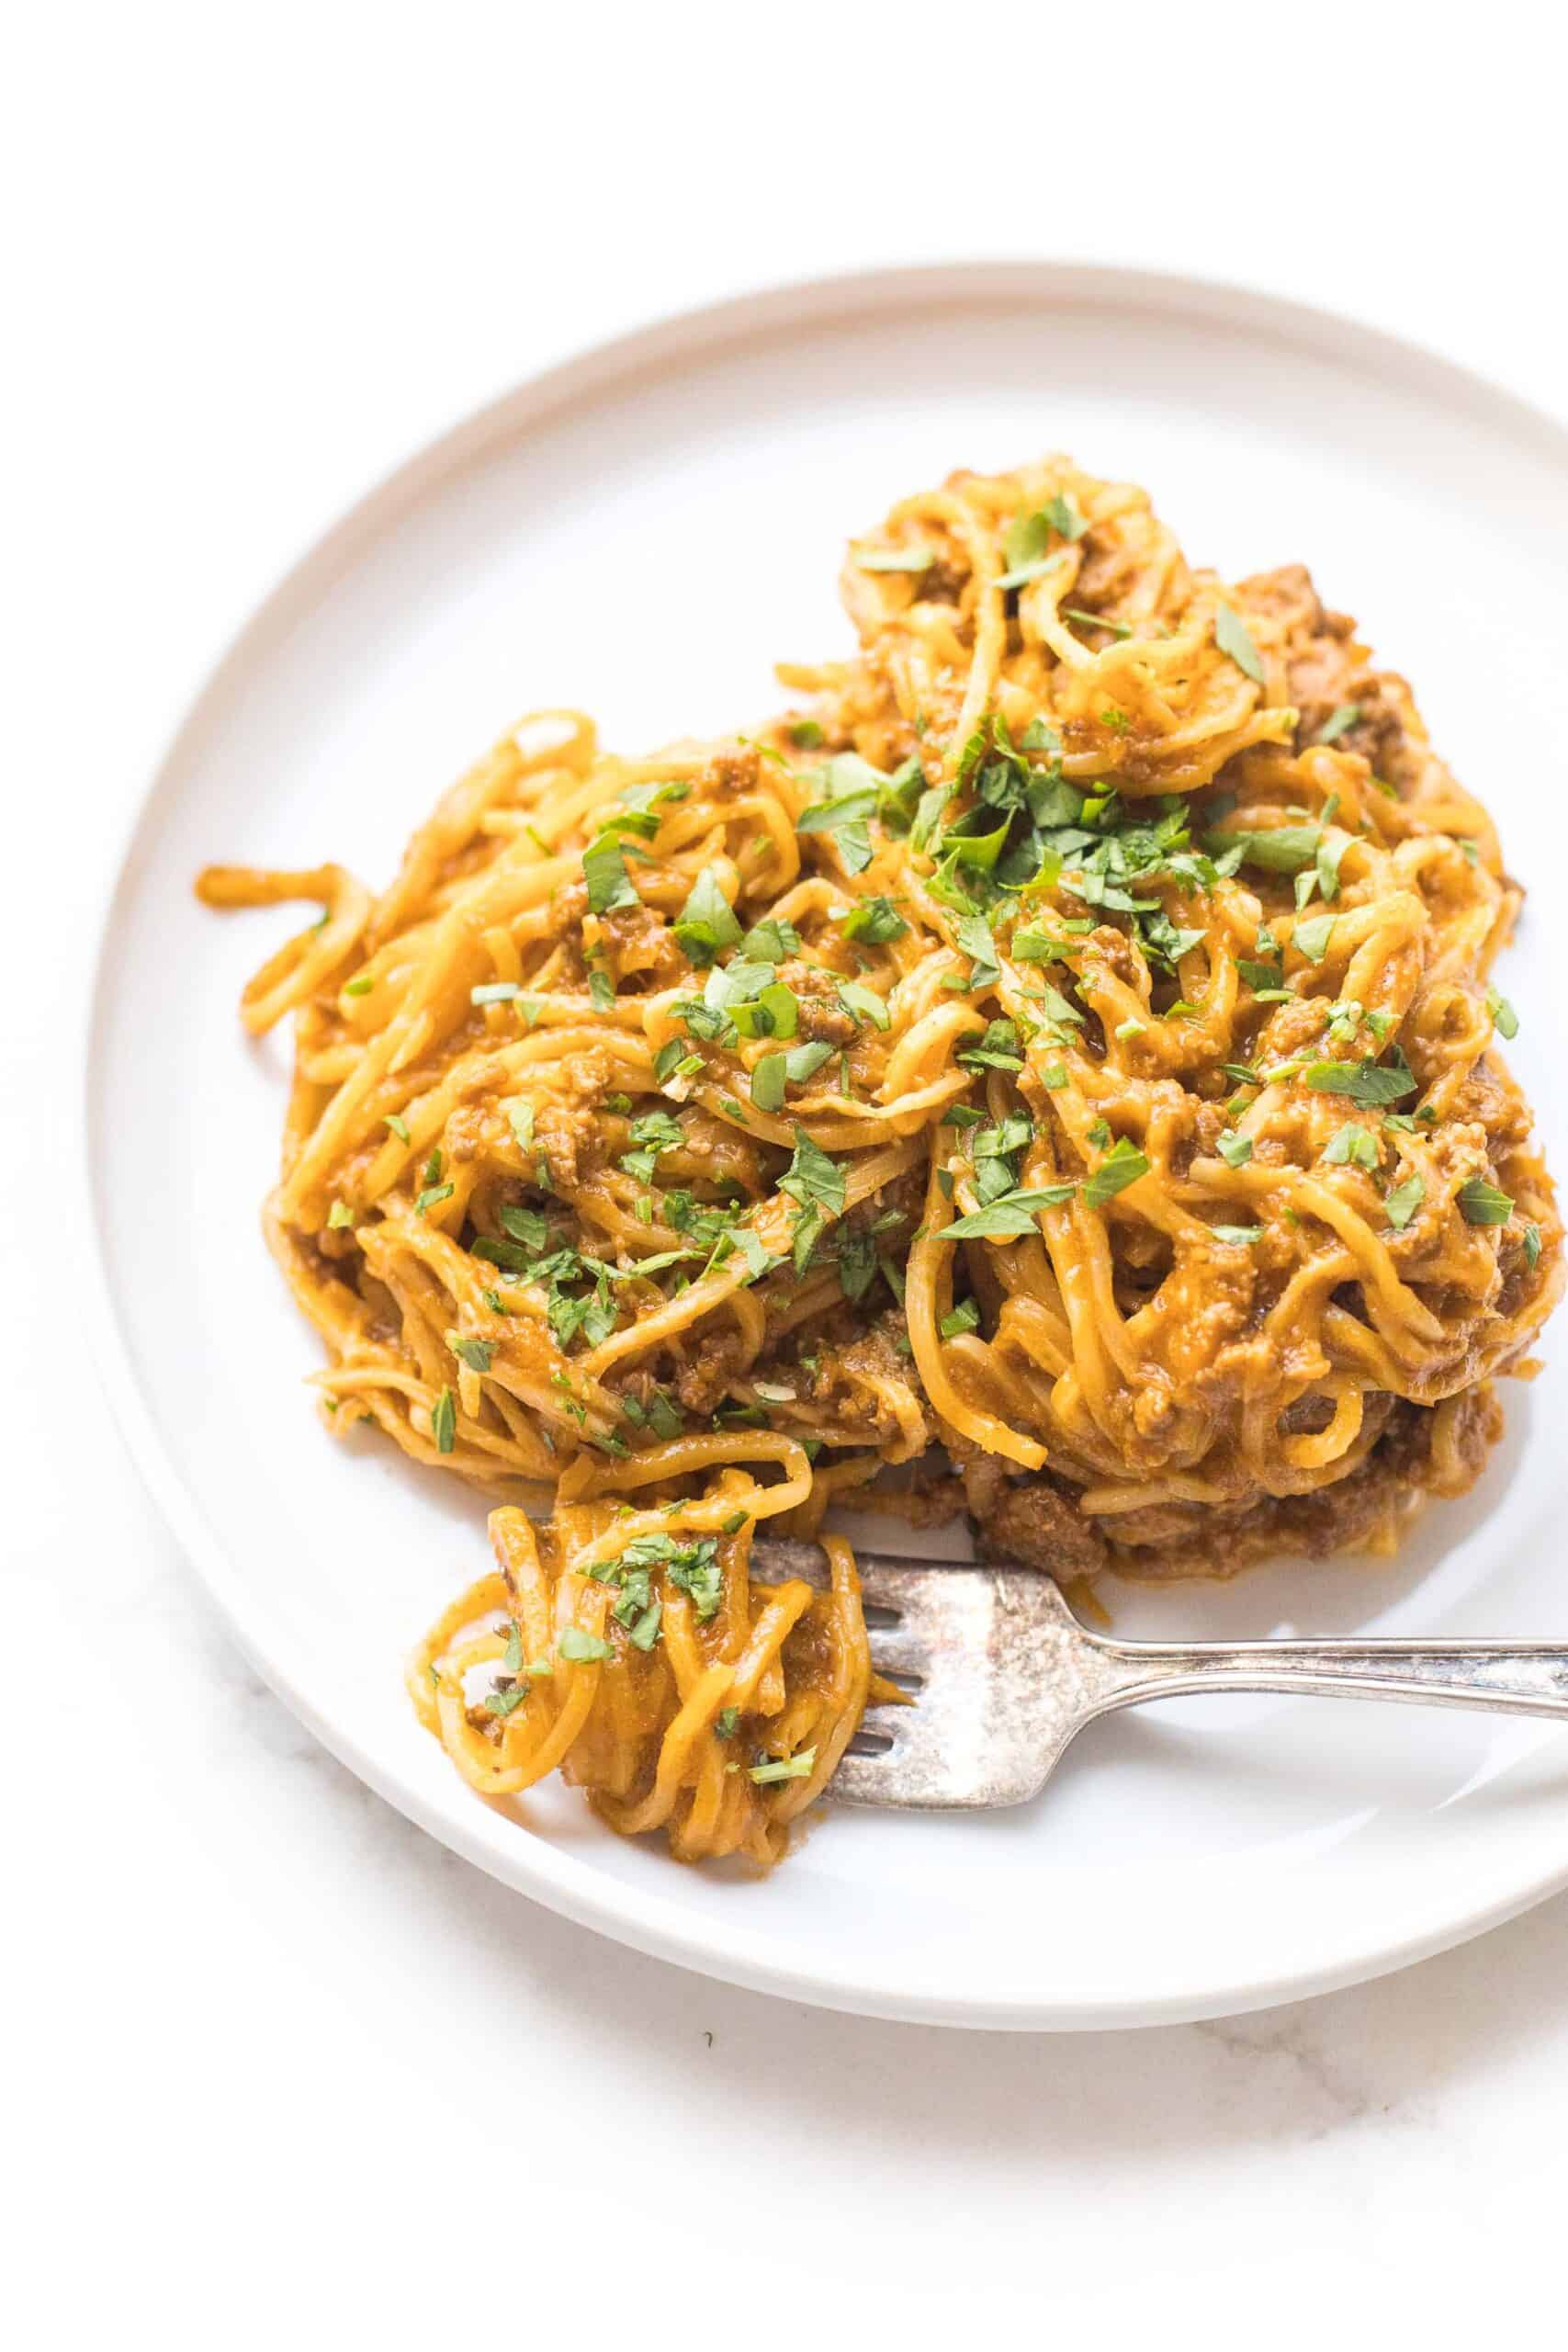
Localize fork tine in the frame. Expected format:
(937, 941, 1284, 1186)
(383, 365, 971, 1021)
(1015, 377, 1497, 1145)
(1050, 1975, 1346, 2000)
(748, 1537, 1089, 1809)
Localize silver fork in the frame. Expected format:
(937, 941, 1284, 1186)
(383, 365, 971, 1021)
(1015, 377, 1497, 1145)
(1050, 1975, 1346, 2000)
(751, 1539, 1568, 1808)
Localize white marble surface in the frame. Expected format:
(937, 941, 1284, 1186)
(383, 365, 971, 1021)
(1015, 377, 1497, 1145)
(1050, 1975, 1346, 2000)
(10, 8, 1568, 2335)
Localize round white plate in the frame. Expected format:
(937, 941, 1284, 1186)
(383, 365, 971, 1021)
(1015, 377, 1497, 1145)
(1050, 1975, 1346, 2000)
(84, 263, 1568, 2029)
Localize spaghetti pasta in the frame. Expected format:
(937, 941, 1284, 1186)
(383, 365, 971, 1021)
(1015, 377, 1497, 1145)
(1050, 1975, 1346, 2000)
(200, 452, 1562, 1863)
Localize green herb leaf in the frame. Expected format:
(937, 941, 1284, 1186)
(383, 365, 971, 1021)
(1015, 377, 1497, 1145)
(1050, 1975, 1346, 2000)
(450, 1335, 493, 1374)
(741, 917, 802, 960)
(1315, 835, 1346, 902)
(939, 1298, 981, 1339)
(471, 980, 521, 1006)
(1292, 912, 1337, 963)
(1385, 1175, 1425, 1229)
(714, 1706, 740, 1738)
(558, 1625, 615, 1664)
(779, 1126, 846, 1221)
(749, 1747, 818, 1784)
(953, 911, 999, 989)
(945, 1183, 1076, 1239)
(1208, 825, 1322, 874)
(837, 980, 890, 1031)
(1303, 1060, 1416, 1106)
(1458, 1177, 1514, 1227)
(1324, 1123, 1380, 1170)
(1315, 703, 1361, 745)
(1209, 1225, 1262, 1245)
(1082, 1140, 1150, 1208)
(1487, 986, 1519, 1040)
(852, 544, 933, 572)
(431, 1387, 457, 1453)
(1215, 602, 1265, 684)
(498, 1204, 550, 1251)
(1216, 1131, 1254, 1168)
(750, 1053, 787, 1114)
(841, 894, 908, 944)
(383, 1114, 412, 1144)
(583, 837, 638, 915)
(1063, 606, 1132, 639)
(672, 869, 742, 967)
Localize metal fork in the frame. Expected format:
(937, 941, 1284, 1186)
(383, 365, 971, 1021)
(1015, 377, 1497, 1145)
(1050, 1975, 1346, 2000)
(751, 1538, 1568, 1809)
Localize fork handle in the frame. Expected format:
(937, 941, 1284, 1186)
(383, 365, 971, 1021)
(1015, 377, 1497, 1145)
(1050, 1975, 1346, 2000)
(1091, 1635, 1568, 1721)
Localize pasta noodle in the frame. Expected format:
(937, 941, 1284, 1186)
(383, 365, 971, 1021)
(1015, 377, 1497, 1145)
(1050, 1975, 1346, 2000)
(200, 452, 1562, 1863)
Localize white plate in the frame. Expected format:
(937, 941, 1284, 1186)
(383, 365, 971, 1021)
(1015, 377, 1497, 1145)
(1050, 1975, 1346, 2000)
(84, 263, 1568, 2029)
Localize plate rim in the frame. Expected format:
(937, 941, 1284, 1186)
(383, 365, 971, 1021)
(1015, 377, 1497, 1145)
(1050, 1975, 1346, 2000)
(77, 256, 1568, 2030)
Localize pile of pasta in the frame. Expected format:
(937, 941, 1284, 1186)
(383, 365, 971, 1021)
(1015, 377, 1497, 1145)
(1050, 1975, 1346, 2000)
(201, 452, 1562, 1863)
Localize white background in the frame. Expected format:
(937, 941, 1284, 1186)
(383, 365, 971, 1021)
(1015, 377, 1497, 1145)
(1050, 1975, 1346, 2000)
(8, 5, 1568, 2340)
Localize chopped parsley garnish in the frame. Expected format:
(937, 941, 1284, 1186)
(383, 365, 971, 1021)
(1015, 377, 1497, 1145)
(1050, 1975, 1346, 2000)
(672, 869, 742, 967)
(959, 1018, 1025, 1072)
(1063, 607, 1132, 639)
(742, 916, 802, 960)
(416, 1182, 455, 1216)
(614, 1532, 724, 1619)
(852, 544, 933, 572)
(431, 1387, 457, 1453)
(749, 1748, 817, 1784)
(498, 1203, 550, 1250)
(841, 895, 908, 944)
(1292, 912, 1337, 963)
(945, 1182, 1076, 1239)
(449, 1335, 494, 1374)
(953, 911, 999, 988)
(1216, 1131, 1254, 1169)
(618, 1108, 683, 1182)
(1487, 987, 1519, 1040)
(780, 1125, 845, 1217)
(837, 980, 890, 1031)
(1082, 1139, 1150, 1208)
(995, 496, 1085, 588)
(582, 836, 638, 914)
(1315, 703, 1361, 745)
(1324, 1123, 1380, 1170)
(787, 720, 824, 748)
(1302, 1059, 1416, 1106)
(558, 1626, 615, 1664)
(1384, 1175, 1425, 1230)
(1315, 834, 1346, 903)
(1208, 824, 1321, 875)
(1214, 602, 1265, 684)
(714, 1706, 740, 1738)
(939, 1298, 980, 1338)
(1457, 1177, 1514, 1227)
(795, 753, 889, 874)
